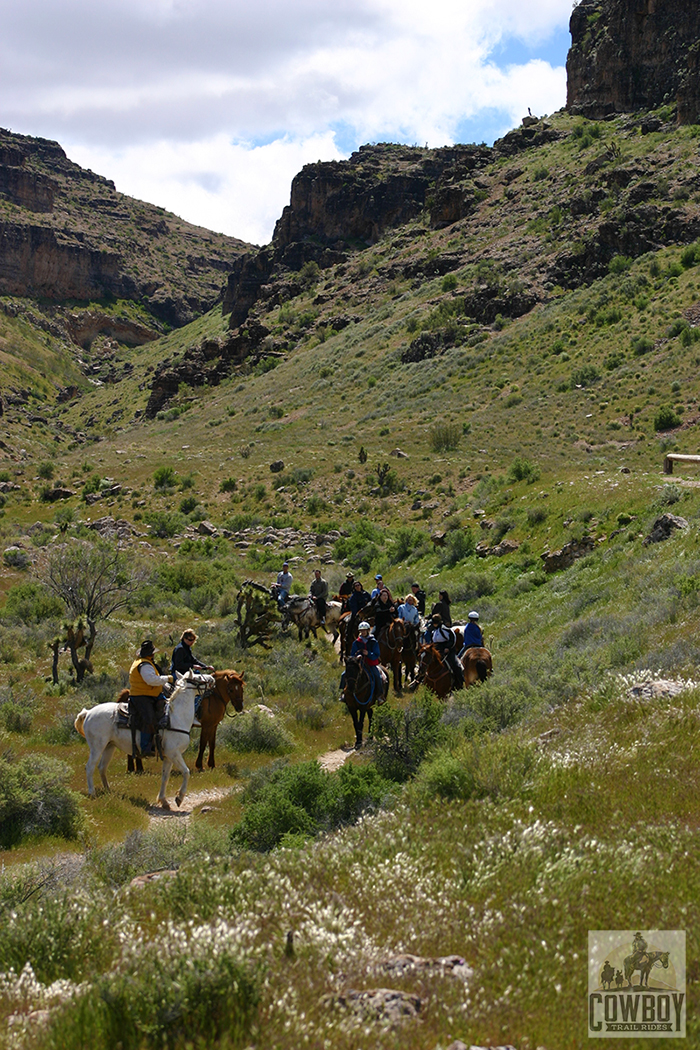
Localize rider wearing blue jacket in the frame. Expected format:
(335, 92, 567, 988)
(458, 612, 484, 657)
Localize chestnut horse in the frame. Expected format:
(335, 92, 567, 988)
(377, 619, 404, 696)
(195, 669, 244, 769)
(461, 647, 492, 687)
(124, 668, 244, 773)
(418, 643, 454, 698)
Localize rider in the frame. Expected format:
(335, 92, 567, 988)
(349, 621, 387, 702)
(371, 574, 385, 599)
(170, 629, 214, 725)
(632, 932, 648, 964)
(129, 640, 173, 756)
(458, 611, 484, 658)
(275, 562, 293, 609)
(411, 581, 426, 617)
(339, 572, 355, 603)
(372, 588, 397, 641)
(430, 614, 464, 689)
(309, 568, 329, 623)
(397, 592, 421, 628)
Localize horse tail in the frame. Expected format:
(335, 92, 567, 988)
(476, 659, 489, 682)
(74, 708, 89, 738)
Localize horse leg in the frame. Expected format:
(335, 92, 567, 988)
(97, 742, 117, 791)
(157, 755, 174, 809)
(195, 728, 207, 771)
(355, 707, 365, 749)
(85, 745, 102, 797)
(394, 656, 402, 696)
(207, 725, 217, 769)
(172, 748, 190, 808)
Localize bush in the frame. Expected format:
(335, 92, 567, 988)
(654, 405, 681, 431)
(438, 528, 475, 568)
(429, 422, 462, 452)
(507, 457, 541, 484)
(3, 546, 30, 570)
(2, 582, 64, 624)
(411, 735, 541, 803)
(43, 933, 259, 1050)
(217, 709, 294, 753)
(333, 519, 384, 572)
(37, 462, 55, 480)
(631, 335, 653, 356)
(371, 691, 447, 782)
(454, 571, 497, 603)
(143, 510, 187, 538)
(219, 477, 237, 493)
(570, 364, 601, 388)
(389, 525, 429, 564)
(179, 495, 198, 514)
(230, 760, 390, 851)
(153, 465, 178, 490)
(608, 254, 633, 274)
(0, 754, 83, 848)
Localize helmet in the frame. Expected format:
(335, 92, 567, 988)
(468, 611, 479, 620)
(358, 621, 371, 631)
(374, 574, 382, 580)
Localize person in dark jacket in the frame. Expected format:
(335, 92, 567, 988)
(372, 588, 397, 639)
(309, 569, 328, 622)
(347, 580, 370, 616)
(339, 572, 355, 601)
(411, 582, 426, 617)
(430, 590, 452, 627)
(459, 611, 484, 656)
(430, 615, 463, 689)
(171, 630, 214, 676)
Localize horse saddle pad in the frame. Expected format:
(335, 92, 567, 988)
(116, 702, 132, 728)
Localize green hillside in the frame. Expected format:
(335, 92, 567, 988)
(1, 106, 700, 1049)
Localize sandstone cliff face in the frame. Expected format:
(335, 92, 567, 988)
(0, 129, 251, 327)
(567, 0, 700, 121)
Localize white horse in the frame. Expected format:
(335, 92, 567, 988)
(74, 670, 214, 810)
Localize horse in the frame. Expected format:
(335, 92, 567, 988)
(342, 655, 383, 749)
(600, 961, 615, 990)
(461, 646, 492, 686)
(195, 669, 245, 770)
(281, 596, 343, 641)
(377, 619, 404, 696)
(400, 622, 421, 686)
(74, 670, 214, 809)
(417, 643, 454, 698)
(624, 950, 670, 988)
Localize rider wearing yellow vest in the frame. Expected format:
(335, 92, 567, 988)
(129, 640, 173, 750)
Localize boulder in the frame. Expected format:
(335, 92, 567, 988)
(643, 513, 688, 545)
(323, 987, 421, 1025)
(541, 535, 596, 572)
(270, 460, 285, 472)
(197, 520, 218, 536)
(390, 447, 408, 458)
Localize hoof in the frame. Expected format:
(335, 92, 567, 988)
(175, 795, 183, 808)
(160, 798, 171, 811)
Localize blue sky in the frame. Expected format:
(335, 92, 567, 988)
(0, 0, 574, 244)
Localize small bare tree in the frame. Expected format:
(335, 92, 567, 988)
(36, 540, 148, 682)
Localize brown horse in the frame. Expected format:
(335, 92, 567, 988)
(418, 643, 454, 698)
(196, 669, 245, 770)
(124, 669, 244, 773)
(400, 622, 420, 686)
(377, 619, 404, 696)
(461, 647, 492, 687)
(342, 655, 383, 748)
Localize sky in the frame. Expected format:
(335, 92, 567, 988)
(0, 0, 574, 245)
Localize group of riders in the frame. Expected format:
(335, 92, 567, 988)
(275, 563, 485, 700)
(128, 629, 214, 756)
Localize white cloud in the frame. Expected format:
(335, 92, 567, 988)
(0, 0, 573, 242)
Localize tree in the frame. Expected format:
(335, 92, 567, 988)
(35, 540, 148, 682)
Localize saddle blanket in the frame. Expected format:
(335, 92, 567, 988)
(116, 701, 174, 730)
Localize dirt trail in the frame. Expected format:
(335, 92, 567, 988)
(147, 786, 236, 827)
(318, 746, 353, 772)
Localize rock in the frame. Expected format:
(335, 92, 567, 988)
(0, 481, 20, 493)
(39, 486, 75, 501)
(130, 869, 179, 888)
(480, 519, 495, 530)
(628, 677, 698, 700)
(490, 539, 519, 557)
(567, 0, 700, 124)
(381, 953, 473, 979)
(431, 531, 447, 547)
(390, 447, 408, 458)
(541, 535, 596, 572)
(411, 500, 422, 510)
(197, 520, 218, 536)
(620, 466, 631, 474)
(323, 987, 421, 1025)
(643, 513, 688, 545)
(87, 516, 135, 541)
(270, 460, 284, 472)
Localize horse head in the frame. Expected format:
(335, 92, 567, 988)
(214, 669, 245, 712)
(173, 670, 215, 696)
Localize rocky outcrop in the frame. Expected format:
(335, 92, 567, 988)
(541, 536, 596, 572)
(643, 512, 688, 544)
(567, 0, 700, 121)
(0, 128, 251, 327)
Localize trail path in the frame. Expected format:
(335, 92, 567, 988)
(147, 786, 236, 828)
(318, 746, 354, 772)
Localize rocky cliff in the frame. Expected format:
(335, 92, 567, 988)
(0, 129, 251, 327)
(567, 0, 700, 121)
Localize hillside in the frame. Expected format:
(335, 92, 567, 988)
(3, 19, 700, 1046)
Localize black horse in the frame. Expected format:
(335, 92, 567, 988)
(342, 655, 383, 749)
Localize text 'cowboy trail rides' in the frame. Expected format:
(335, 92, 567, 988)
(588, 930, 686, 1037)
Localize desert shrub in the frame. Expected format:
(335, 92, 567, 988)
(608, 254, 632, 274)
(654, 405, 681, 431)
(153, 465, 178, 490)
(261, 643, 334, 699)
(219, 476, 237, 493)
(230, 760, 390, 851)
(411, 735, 541, 803)
(86, 822, 233, 888)
(438, 528, 475, 568)
(570, 364, 600, 388)
(507, 457, 540, 484)
(0, 754, 83, 848)
(428, 421, 462, 452)
(143, 510, 187, 538)
(0, 886, 117, 985)
(527, 506, 548, 525)
(454, 571, 497, 603)
(179, 495, 198, 514)
(461, 675, 540, 732)
(42, 933, 259, 1050)
(441, 273, 458, 292)
(2, 582, 64, 624)
(37, 462, 54, 480)
(295, 704, 328, 731)
(0, 701, 32, 734)
(273, 467, 313, 490)
(3, 546, 30, 569)
(333, 519, 384, 571)
(389, 525, 429, 564)
(492, 517, 515, 542)
(631, 335, 653, 356)
(656, 483, 683, 506)
(371, 690, 447, 782)
(217, 709, 294, 753)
